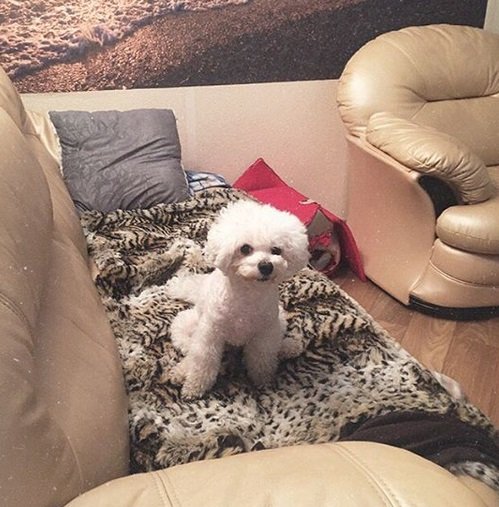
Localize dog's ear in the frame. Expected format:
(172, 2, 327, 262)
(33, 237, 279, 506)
(282, 229, 310, 274)
(204, 221, 235, 273)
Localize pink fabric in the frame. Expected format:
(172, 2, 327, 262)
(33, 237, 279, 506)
(233, 158, 365, 280)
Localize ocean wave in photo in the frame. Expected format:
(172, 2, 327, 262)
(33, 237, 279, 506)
(0, 0, 250, 78)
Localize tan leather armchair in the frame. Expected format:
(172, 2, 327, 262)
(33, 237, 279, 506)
(337, 24, 499, 319)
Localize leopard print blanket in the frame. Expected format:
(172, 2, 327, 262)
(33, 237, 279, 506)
(81, 188, 499, 490)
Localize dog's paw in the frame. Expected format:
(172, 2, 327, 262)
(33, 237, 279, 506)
(169, 360, 187, 386)
(171, 359, 212, 400)
(170, 363, 206, 400)
(180, 379, 208, 401)
(279, 335, 303, 360)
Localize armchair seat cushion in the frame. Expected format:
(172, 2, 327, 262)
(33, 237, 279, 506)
(436, 168, 499, 255)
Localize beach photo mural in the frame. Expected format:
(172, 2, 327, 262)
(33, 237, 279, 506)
(1, 0, 488, 93)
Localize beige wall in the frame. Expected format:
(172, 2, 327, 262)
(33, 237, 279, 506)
(23, 79, 349, 217)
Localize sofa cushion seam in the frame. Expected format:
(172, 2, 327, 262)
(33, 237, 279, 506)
(153, 470, 181, 507)
(331, 444, 401, 507)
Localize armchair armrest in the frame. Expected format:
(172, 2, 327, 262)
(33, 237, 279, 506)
(366, 112, 495, 204)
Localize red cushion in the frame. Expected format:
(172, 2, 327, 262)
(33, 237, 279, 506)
(233, 158, 365, 280)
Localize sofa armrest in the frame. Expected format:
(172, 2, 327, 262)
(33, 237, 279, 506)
(64, 442, 498, 507)
(366, 112, 495, 204)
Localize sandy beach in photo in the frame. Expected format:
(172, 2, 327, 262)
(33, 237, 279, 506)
(10, 0, 487, 93)
(1, 0, 250, 78)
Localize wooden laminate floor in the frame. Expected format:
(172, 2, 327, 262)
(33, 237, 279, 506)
(335, 271, 499, 428)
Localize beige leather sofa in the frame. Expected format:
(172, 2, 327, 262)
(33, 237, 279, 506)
(1, 65, 498, 506)
(337, 24, 499, 319)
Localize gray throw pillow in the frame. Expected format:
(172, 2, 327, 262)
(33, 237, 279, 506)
(49, 109, 190, 213)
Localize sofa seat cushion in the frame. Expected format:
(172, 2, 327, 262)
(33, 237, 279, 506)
(436, 167, 499, 255)
(65, 442, 498, 507)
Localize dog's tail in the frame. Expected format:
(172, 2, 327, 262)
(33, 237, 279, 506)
(166, 273, 207, 304)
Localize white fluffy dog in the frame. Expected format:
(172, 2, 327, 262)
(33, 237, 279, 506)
(167, 199, 310, 399)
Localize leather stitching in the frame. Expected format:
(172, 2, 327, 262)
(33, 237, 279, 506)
(331, 444, 401, 507)
(154, 470, 181, 507)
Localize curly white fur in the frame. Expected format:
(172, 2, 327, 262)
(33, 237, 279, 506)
(167, 199, 310, 399)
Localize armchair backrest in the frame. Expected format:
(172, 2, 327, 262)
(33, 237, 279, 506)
(337, 24, 499, 167)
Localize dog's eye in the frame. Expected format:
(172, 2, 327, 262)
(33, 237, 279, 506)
(240, 244, 253, 255)
(271, 247, 282, 256)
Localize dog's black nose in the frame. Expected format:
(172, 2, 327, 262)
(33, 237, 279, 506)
(258, 261, 274, 276)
